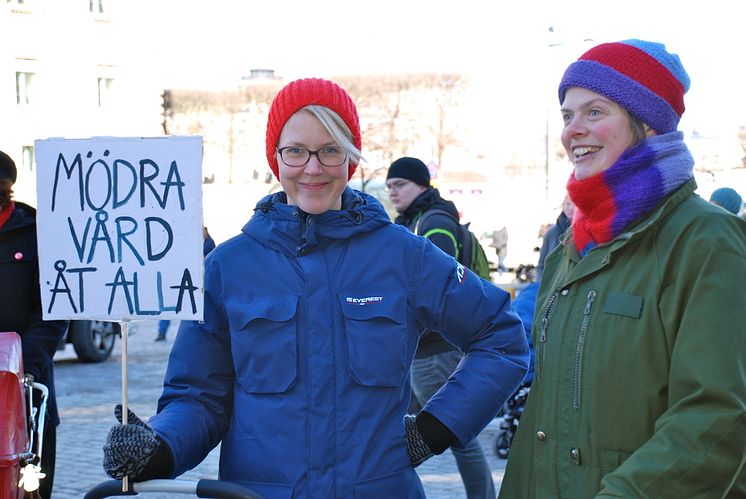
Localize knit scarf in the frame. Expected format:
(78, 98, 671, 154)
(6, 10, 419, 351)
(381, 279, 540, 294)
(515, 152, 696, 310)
(0, 201, 13, 230)
(567, 131, 694, 257)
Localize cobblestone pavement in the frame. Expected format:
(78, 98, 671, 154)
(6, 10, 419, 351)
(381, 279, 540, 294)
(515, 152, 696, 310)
(51, 321, 508, 498)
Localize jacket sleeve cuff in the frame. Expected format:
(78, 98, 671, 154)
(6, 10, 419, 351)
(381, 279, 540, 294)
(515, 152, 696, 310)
(415, 411, 458, 455)
(137, 435, 175, 481)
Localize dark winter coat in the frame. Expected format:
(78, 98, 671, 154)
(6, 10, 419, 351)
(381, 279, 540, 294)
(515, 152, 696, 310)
(536, 211, 572, 280)
(0, 202, 68, 425)
(394, 188, 462, 358)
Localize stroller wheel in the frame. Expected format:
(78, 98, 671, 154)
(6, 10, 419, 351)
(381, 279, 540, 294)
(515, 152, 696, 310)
(494, 432, 512, 459)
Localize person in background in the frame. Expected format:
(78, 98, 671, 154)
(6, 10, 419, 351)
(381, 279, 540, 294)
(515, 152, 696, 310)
(0, 150, 68, 499)
(517, 195, 575, 387)
(102, 78, 529, 498)
(535, 194, 575, 280)
(202, 226, 216, 254)
(507, 281, 537, 388)
(488, 226, 509, 273)
(500, 40, 746, 498)
(386, 156, 497, 499)
(156, 226, 216, 341)
(708, 186, 742, 215)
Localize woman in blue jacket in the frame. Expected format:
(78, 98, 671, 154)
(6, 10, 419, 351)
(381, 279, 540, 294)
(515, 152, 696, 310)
(103, 78, 529, 498)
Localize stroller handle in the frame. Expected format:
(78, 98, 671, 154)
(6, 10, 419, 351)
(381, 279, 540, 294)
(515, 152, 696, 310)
(26, 380, 49, 462)
(84, 478, 265, 498)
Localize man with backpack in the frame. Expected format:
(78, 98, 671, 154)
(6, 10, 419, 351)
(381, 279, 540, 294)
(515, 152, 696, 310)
(386, 156, 496, 499)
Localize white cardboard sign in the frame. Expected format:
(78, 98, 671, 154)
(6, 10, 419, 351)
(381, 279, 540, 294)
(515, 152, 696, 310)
(35, 136, 204, 321)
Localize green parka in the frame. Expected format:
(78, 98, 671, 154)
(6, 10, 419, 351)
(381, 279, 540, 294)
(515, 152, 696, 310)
(500, 179, 746, 498)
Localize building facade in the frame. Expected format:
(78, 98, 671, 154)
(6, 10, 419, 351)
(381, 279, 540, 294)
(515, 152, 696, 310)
(1, 0, 162, 203)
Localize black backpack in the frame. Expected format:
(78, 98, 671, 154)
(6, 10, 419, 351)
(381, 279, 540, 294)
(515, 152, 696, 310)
(413, 209, 492, 280)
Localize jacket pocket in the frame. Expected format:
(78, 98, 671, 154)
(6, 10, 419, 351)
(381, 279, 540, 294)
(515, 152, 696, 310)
(227, 295, 299, 393)
(602, 292, 643, 318)
(339, 294, 407, 387)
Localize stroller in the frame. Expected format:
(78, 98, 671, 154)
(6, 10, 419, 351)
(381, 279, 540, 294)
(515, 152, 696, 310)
(0, 331, 49, 498)
(493, 382, 531, 459)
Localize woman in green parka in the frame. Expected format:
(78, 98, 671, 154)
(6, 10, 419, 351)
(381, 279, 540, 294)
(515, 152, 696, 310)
(499, 39, 746, 498)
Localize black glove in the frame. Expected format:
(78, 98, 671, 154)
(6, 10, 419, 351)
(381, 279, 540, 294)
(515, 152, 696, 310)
(404, 415, 434, 467)
(103, 405, 174, 481)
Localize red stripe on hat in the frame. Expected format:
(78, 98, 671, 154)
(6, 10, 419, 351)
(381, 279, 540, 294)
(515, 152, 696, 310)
(580, 43, 685, 117)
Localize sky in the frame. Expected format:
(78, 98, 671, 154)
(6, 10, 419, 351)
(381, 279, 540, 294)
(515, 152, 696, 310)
(125, 0, 746, 136)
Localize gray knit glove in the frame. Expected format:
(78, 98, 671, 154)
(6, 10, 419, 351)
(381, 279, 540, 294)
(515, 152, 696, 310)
(103, 405, 166, 481)
(404, 415, 434, 467)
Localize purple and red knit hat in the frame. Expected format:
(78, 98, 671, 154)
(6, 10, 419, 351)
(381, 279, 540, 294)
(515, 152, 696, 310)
(265, 78, 361, 181)
(558, 39, 690, 134)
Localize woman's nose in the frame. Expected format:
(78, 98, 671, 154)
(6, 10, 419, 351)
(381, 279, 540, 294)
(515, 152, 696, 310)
(304, 156, 324, 175)
(564, 116, 587, 136)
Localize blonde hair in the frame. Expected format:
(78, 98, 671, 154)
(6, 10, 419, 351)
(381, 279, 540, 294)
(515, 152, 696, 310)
(303, 105, 364, 166)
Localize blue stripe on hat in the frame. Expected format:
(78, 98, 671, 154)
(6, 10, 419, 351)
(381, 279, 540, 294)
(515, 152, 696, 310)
(620, 39, 691, 92)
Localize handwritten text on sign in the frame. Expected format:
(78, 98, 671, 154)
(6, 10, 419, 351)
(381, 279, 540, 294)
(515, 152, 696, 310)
(35, 136, 204, 321)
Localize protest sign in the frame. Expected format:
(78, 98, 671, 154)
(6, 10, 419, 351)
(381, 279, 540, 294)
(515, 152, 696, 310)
(35, 136, 204, 321)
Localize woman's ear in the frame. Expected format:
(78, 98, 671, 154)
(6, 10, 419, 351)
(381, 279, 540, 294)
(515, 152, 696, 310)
(644, 124, 657, 137)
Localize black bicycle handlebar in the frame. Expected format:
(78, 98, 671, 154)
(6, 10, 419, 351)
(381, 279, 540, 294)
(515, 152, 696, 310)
(84, 479, 264, 498)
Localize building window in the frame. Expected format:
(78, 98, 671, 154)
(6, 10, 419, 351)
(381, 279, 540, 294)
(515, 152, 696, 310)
(97, 77, 114, 108)
(7, 0, 32, 12)
(16, 72, 34, 105)
(90, 0, 104, 13)
(22, 146, 34, 172)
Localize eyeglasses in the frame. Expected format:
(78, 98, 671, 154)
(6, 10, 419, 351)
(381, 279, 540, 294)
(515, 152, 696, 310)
(276, 146, 347, 168)
(384, 180, 412, 193)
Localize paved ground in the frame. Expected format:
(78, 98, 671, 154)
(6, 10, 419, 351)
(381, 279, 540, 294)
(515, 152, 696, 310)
(50, 320, 508, 498)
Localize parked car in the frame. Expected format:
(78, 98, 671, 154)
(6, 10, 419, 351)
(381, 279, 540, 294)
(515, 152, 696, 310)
(58, 320, 119, 363)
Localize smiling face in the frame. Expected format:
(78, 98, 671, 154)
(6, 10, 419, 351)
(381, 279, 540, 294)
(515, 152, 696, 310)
(561, 87, 645, 181)
(277, 110, 348, 214)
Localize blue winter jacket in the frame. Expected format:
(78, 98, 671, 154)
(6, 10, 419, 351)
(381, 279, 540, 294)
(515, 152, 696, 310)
(149, 188, 528, 498)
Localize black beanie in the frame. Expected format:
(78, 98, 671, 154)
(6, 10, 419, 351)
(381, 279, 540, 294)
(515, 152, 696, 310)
(387, 157, 430, 187)
(0, 151, 17, 184)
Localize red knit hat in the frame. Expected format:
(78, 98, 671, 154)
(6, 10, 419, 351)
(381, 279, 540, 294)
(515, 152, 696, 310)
(265, 78, 361, 180)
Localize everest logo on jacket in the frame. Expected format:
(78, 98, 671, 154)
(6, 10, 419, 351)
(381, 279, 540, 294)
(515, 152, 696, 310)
(346, 296, 383, 306)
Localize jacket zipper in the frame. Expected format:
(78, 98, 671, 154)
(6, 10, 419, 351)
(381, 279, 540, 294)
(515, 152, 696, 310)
(573, 289, 597, 410)
(538, 290, 560, 381)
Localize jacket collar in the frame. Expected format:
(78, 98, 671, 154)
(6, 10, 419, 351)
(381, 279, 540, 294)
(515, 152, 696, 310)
(396, 188, 459, 227)
(242, 187, 391, 256)
(563, 178, 697, 282)
(0, 201, 36, 234)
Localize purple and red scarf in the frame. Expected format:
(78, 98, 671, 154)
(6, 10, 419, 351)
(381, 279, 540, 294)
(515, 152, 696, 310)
(567, 131, 694, 256)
